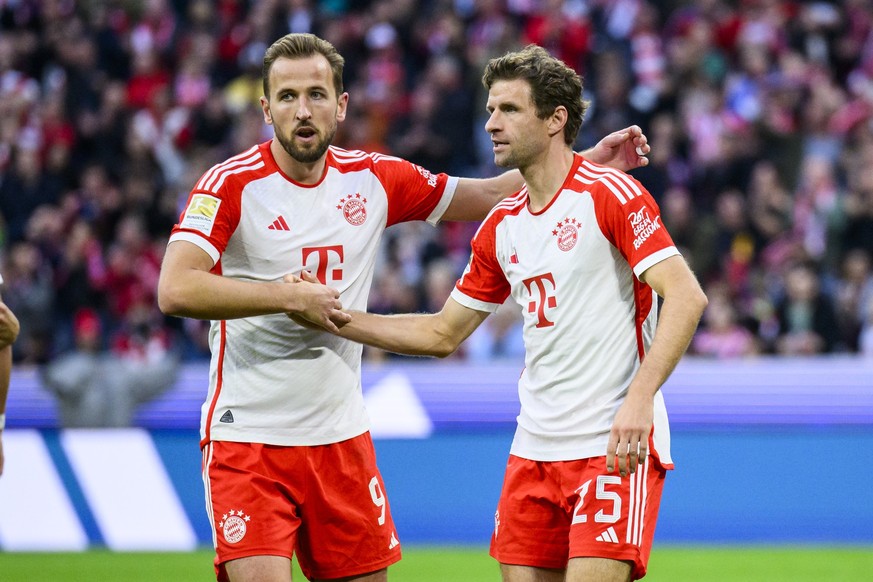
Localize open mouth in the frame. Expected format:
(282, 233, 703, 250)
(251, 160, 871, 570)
(296, 126, 317, 139)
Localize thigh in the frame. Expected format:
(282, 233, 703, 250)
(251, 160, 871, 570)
(489, 455, 571, 570)
(566, 456, 666, 581)
(204, 442, 303, 580)
(310, 567, 388, 582)
(223, 555, 293, 582)
(296, 432, 402, 581)
(500, 564, 565, 582)
(566, 557, 632, 582)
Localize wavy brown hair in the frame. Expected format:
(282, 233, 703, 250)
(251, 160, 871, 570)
(482, 44, 588, 145)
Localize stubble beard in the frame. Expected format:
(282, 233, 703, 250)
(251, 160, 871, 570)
(494, 138, 540, 172)
(276, 122, 337, 164)
(494, 147, 526, 171)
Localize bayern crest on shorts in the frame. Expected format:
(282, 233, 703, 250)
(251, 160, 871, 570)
(218, 509, 251, 544)
(337, 193, 368, 225)
(552, 217, 581, 252)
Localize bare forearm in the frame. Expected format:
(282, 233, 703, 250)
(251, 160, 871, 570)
(444, 171, 524, 221)
(159, 270, 305, 320)
(628, 290, 706, 399)
(339, 310, 460, 358)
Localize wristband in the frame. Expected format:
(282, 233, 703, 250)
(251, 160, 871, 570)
(0, 413, 5, 430)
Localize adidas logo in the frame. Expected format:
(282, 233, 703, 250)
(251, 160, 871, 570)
(219, 410, 234, 423)
(389, 531, 400, 550)
(268, 216, 290, 231)
(595, 526, 619, 543)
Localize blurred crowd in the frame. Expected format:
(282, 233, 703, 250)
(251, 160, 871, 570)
(1, 0, 873, 370)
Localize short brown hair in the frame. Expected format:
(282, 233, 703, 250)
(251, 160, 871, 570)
(482, 45, 588, 145)
(263, 33, 345, 98)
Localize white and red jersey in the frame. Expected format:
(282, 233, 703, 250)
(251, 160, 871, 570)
(169, 141, 457, 447)
(452, 154, 678, 466)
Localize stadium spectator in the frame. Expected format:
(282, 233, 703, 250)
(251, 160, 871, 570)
(39, 306, 179, 428)
(774, 261, 840, 355)
(860, 294, 873, 358)
(834, 249, 873, 351)
(693, 285, 760, 359)
(464, 299, 525, 362)
(1, 0, 873, 370)
(2, 240, 55, 364)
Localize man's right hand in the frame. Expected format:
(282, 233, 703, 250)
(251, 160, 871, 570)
(283, 272, 351, 333)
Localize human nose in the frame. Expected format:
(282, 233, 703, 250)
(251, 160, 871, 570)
(296, 97, 312, 120)
(484, 111, 498, 134)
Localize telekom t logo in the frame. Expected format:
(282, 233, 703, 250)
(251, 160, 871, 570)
(302, 245, 344, 283)
(522, 273, 557, 328)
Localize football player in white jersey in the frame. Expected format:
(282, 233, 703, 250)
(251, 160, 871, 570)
(0, 278, 20, 477)
(309, 45, 707, 582)
(158, 33, 654, 582)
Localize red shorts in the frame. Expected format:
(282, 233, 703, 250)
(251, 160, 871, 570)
(203, 432, 401, 580)
(489, 454, 666, 580)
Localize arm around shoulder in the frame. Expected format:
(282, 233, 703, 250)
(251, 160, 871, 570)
(442, 172, 525, 222)
(441, 125, 652, 222)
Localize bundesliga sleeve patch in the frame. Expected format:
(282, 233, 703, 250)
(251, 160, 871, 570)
(180, 194, 221, 236)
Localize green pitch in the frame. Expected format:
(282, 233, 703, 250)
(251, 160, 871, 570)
(0, 546, 871, 581)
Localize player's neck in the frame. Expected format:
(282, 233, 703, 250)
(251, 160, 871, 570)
(270, 140, 328, 185)
(523, 147, 575, 213)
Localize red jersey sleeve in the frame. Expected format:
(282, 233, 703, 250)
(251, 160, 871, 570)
(590, 171, 677, 276)
(168, 146, 260, 265)
(454, 214, 511, 309)
(370, 155, 455, 227)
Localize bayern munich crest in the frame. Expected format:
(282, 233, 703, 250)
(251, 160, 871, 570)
(337, 193, 368, 225)
(219, 509, 251, 544)
(552, 217, 581, 251)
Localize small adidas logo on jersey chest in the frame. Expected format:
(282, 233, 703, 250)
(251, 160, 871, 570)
(268, 216, 290, 231)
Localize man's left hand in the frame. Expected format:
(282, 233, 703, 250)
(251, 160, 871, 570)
(606, 393, 654, 477)
(585, 125, 650, 172)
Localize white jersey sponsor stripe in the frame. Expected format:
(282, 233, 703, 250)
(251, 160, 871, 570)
(206, 161, 266, 193)
(488, 188, 526, 215)
(580, 161, 645, 200)
(576, 167, 628, 204)
(370, 152, 404, 163)
(578, 166, 639, 204)
(62, 429, 197, 550)
(472, 192, 526, 240)
(602, 172, 639, 203)
(331, 148, 369, 163)
(199, 149, 262, 191)
(196, 146, 259, 191)
(575, 163, 646, 206)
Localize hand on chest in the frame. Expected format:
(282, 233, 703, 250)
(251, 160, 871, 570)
(230, 184, 384, 283)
